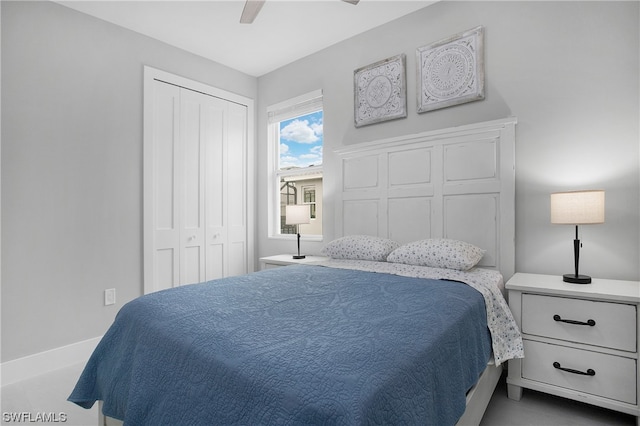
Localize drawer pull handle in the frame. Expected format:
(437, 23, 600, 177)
(553, 314, 596, 326)
(553, 361, 595, 376)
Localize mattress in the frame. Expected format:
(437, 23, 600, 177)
(69, 264, 521, 425)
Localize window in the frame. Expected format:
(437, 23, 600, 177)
(303, 186, 316, 219)
(268, 90, 323, 239)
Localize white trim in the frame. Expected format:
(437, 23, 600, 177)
(267, 89, 323, 123)
(145, 66, 252, 107)
(1, 337, 101, 386)
(267, 233, 324, 242)
(335, 116, 517, 156)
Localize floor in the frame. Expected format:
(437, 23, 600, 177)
(480, 376, 636, 426)
(1, 364, 637, 426)
(1, 364, 97, 426)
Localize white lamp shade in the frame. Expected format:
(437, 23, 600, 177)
(285, 204, 311, 225)
(550, 190, 605, 225)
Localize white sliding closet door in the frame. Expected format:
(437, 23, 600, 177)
(206, 101, 248, 280)
(144, 68, 251, 294)
(149, 81, 180, 291)
(203, 91, 226, 282)
(180, 89, 212, 285)
(225, 102, 248, 278)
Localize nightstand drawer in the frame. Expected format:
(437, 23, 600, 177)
(522, 294, 637, 352)
(523, 340, 637, 404)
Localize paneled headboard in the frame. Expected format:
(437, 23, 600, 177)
(335, 117, 517, 280)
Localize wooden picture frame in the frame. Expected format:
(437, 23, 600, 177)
(416, 26, 484, 113)
(354, 54, 407, 127)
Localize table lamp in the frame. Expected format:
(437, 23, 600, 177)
(286, 204, 311, 259)
(550, 190, 605, 284)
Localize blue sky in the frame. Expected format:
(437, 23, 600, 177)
(279, 110, 323, 169)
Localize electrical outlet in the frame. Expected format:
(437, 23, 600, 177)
(104, 288, 116, 306)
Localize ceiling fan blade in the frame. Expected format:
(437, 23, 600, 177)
(342, 0, 360, 4)
(240, 0, 265, 24)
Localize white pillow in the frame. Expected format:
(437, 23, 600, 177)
(321, 235, 400, 261)
(387, 239, 485, 271)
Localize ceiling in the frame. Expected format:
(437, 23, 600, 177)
(55, 0, 437, 77)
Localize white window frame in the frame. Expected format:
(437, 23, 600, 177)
(301, 184, 317, 219)
(267, 89, 323, 241)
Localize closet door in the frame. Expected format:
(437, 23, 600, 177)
(149, 81, 181, 291)
(225, 102, 248, 278)
(203, 93, 226, 281)
(179, 89, 210, 285)
(205, 99, 248, 280)
(145, 75, 249, 294)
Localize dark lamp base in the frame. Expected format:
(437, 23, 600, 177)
(292, 255, 306, 259)
(563, 274, 592, 284)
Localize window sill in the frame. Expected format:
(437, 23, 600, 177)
(268, 234, 324, 242)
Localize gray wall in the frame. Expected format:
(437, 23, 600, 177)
(1, 1, 257, 362)
(257, 2, 639, 280)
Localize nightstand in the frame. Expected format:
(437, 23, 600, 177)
(506, 273, 640, 424)
(259, 254, 330, 270)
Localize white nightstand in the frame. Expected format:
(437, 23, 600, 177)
(506, 273, 640, 424)
(259, 254, 330, 270)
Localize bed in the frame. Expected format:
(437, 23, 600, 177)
(69, 118, 522, 425)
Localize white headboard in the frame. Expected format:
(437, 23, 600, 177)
(335, 117, 517, 281)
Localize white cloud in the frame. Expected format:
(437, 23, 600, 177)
(279, 155, 303, 169)
(299, 153, 320, 160)
(311, 122, 323, 136)
(310, 145, 323, 155)
(280, 119, 320, 144)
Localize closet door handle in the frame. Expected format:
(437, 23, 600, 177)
(553, 314, 595, 326)
(553, 361, 595, 376)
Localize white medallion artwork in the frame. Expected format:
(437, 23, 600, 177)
(417, 26, 484, 113)
(354, 54, 407, 127)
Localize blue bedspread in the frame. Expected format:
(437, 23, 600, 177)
(69, 265, 491, 425)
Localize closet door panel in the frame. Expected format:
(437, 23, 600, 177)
(229, 242, 246, 277)
(228, 105, 246, 228)
(206, 245, 224, 281)
(151, 81, 180, 292)
(155, 248, 176, 292)
(226, 103, 248, 276)
(183, 246, 203, 286)
(181, 95, 203, 231)
(204, 100, 225, 229)
(180, 90, 206, 285)
(203, 96, 227, 281)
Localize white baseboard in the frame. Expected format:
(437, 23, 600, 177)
(1, 336, 102, 387)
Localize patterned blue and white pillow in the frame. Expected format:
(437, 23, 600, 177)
(387, 239, 485, 271)
(321, 235, 400, 261)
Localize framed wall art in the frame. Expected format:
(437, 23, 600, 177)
(416, 26, 484, 113)
(354, 54, 407, 127)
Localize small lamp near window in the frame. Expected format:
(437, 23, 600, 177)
(286, 204, 311, 259)
(550, 190, 605, 284)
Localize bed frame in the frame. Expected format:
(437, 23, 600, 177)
(334, 117, 516, 281)
(334, 117, 517, 425)
(98, 117, 516, 426)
